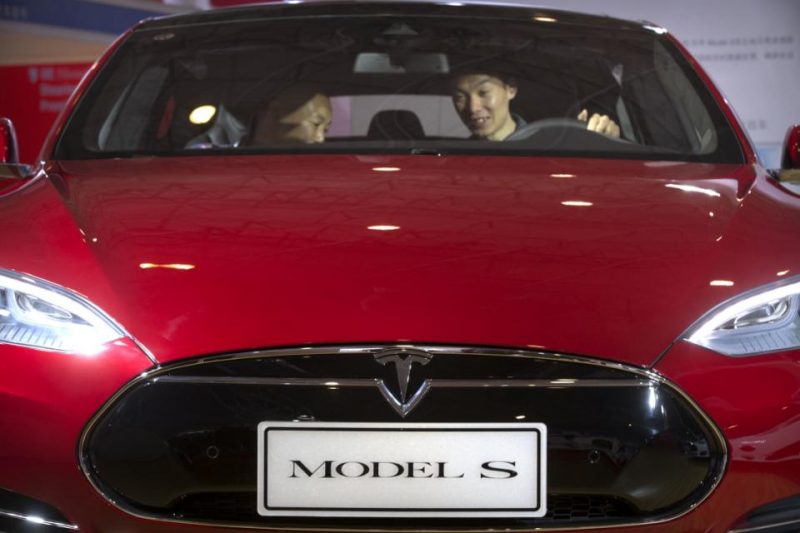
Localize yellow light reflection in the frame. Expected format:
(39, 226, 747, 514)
(777, 270, 790, 277)
(368, 225, 400, 231)
(534, 15, 557, 22)
(709, 280, 735, 287)
(139, 263, 196, 271)
(188, 105, 217, 125)
(372, 167, 401, 172)
(550, 173, 575, 178)
(561, 200, 593, 207)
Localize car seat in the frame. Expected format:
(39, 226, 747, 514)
(367, 110, 425, 140)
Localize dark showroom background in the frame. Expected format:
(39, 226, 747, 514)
(1, 0, 798, 166)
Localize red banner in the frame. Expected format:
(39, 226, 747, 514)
(0, 63, 91, 164)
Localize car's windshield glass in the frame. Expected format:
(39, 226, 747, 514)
(55, 11, 742, 163)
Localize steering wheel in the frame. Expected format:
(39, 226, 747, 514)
(507, 117, 630, 144)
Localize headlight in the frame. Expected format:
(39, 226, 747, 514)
(0, 269, 125, 353)
(684, 276, 800, 356)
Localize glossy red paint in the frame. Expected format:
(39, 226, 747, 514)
(4, 156, 796, 367)
(0, 339, 151, 524)
(2, 161, 798, 533)
(0, 176, 32, 197)
(655, 341, 800, 526)
(1, 5, 799, 533)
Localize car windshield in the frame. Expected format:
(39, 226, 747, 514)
(54, 9, 743, 163)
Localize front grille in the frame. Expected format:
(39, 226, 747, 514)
(547, 494, 633, 521)
(81, 345, 725, 529)
(172, 492, 633, 523)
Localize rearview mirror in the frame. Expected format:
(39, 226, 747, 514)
(354, 52, 449, 74)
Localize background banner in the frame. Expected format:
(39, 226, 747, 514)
(0, 62, 91, 162)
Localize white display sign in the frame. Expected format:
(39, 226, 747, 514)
(257, 422, 547, 517)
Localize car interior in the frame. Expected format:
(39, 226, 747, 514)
(59, 15, 737, 161)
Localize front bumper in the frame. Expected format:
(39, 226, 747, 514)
(1, 341, 799, 532)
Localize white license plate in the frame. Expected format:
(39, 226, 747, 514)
(257, 422, 546, 517)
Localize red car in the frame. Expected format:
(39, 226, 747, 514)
(1, 2, 799, 532)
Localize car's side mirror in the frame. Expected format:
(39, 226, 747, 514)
(0, 118, 34, 179)
(0, 117, 20, 164)
(775, 124, 800, 184)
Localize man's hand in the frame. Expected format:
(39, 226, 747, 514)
(577, 109, 621, 138)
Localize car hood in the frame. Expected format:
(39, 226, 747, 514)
(4, 155, 795, 366)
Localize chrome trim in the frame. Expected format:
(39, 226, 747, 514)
(132, 338, 159, 365)
(373, 347, 434, 417)
(376, 379, 431, 417)
(154, 374, 653, 419)
(155, 375, 654, 388)
(0, 163, 45, 199)
(0, 508, 78, 530)
(729, 517, 800, 533)
(0, 163, 33, 179)
(79, 343, 728, 532)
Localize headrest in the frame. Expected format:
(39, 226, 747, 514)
(367, 109, 425, 140)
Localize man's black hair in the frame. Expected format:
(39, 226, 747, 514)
(448, 66, 518, 88)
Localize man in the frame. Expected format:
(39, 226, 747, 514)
(451, 72, 620, 141)
(249, 85, 333, 145)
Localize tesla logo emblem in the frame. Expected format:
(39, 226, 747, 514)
(374, 348, 433, 418)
